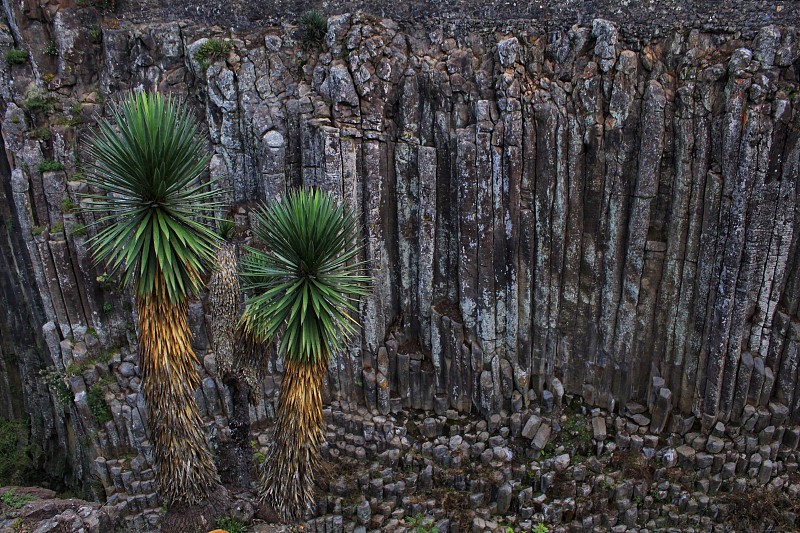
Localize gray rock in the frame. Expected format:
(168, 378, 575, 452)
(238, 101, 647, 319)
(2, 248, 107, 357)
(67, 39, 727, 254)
(592, 416, 607, 441)
(532, 423, 552, 451)
(522, 414, 543, 440)
(496, 483, 512, 513)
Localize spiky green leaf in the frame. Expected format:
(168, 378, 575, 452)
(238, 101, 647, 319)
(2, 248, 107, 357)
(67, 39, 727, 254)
(82, 91, 221, 303)
(240, 188, 370, 365)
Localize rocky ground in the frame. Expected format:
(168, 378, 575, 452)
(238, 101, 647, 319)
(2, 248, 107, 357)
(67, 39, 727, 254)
(112, 0, 799, 40)
(4, 391, 800, 532)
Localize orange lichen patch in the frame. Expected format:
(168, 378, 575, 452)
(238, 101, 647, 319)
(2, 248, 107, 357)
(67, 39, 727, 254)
(208, 530, 229, 533)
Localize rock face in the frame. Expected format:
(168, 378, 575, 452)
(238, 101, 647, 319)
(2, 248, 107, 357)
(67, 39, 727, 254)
(0, 0, 799, 521)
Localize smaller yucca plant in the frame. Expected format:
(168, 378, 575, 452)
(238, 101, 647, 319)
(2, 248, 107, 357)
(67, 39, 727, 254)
(240, 188, 369, 520)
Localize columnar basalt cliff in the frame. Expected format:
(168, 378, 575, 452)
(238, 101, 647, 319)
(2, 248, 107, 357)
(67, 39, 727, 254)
(1, 0, 799, 523)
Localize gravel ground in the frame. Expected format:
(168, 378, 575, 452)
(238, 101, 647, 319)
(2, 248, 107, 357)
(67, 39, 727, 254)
(115, 0, 797, 39)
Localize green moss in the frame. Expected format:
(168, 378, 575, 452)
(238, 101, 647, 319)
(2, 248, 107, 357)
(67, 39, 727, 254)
(5, 49, 29, 66)
(31, 225, 46, 236)
(194, 39, 232, 70)
(50, 222, 64, 234)
(0, 419, 32, 485)
(39, 159, 64, 172)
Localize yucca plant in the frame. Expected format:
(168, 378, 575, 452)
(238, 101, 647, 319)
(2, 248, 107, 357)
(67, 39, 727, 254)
(240, 188, 369, 520)
(82, 91, 222, 505)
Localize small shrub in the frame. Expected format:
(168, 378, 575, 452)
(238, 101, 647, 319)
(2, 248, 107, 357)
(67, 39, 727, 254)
(215, 516, 249, 533)
(40, 369, 72, 406)
(65, 102, 83, 126)
(299, 10, 327, 48)
(31, 225, 46, 236)
(69, 223, 87, 237)
(38, 159, 64, 172)
(253, 451, 265, 464)
(30, 127, 51, 140)
(194, 38, 232, 70)
(102, 302, 113, 313)
(87, 386, 112, 425)
(1, 490, 34, 509)
(558, 413, 592, 457)
(533, 524, 549, 533)
(96, 272, 116, 291)
(50, 222, 65, 234)
(539, 442, 556, 460)
(5, 49, 29, 66)
(44, 42, 58, 56)
(89, 27, 103, 43)
(22, 87, 57, 114)
(61, 197, 78, 213)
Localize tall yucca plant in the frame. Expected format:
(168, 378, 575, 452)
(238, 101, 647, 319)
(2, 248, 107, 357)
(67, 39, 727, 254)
(83, 91, 222, 505)
(240, 188, 369, 520)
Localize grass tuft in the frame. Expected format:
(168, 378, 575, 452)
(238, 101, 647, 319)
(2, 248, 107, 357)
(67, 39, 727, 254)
(5, 49, 29, 66)
(1, 490, 34, 510)
(39, 160, 65, 172)
(299, 11, 327, 48)
(22, 87, 57, 115)
(194, 39, 232, 70)
(216, 516, 249, 533)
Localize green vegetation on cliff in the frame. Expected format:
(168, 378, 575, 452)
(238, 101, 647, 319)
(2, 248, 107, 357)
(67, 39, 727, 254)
(0, 418, 31, 485)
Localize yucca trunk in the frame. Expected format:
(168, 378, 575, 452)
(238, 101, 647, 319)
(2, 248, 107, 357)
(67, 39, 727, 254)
(237, 326, 272, 405)
(209, 242, 240, 377)
(137, 289, 220, 505)
(260, 357, 327, 521)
